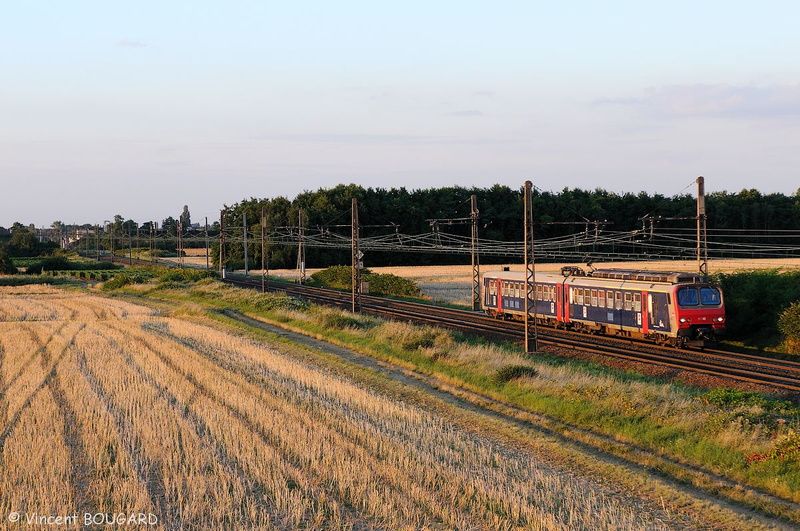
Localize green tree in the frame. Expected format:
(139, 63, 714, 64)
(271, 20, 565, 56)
(8, 228, 40, 256)
(778, 302, 800, 354)
(0, 244, 17, 274)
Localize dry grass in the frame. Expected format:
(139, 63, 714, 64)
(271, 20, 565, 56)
(0, 288, 679, 529)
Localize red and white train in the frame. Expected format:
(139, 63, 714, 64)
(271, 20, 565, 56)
(482, 267, 726, 347)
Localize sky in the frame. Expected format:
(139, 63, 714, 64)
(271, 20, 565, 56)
(2, 1, 799, 227)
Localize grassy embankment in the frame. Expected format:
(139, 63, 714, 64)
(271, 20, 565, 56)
(108, 274, 800, 523)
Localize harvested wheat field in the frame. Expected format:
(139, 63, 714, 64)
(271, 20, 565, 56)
(0, 286, 686, 529)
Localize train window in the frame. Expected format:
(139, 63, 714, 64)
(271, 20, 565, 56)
(607, 291, 614, 309)
(624, 293, 633, 311)
(700, 287, 721, 306)
(550, 286, 555, 302)
(615, 292, 623, 310)
(535, 284, 542, 301)
(598, 290, 605, 307)
(677, 287, 699, 307)
(590, 289, 598, 307)
(633, 293, 641, 312)
(575, 288, 583, 305)
(585, 289, 591, 304)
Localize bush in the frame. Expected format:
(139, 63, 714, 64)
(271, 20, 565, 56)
(309, 266, 420, 298)
(364, 273, 421, 297)
(0, 244, 17, 274)
(0, 277, 74, 286)
(778, 301, 800, 354)
(101, 273, 151, 291)
(711, 270, 800, 343)
(309, 265, 364, 290)
(156, 268, 216, 284)
(493, 365, 539, 384)
(24, 258, 121, 275)
(101, 275, 134, 291)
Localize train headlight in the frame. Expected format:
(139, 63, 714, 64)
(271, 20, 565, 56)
(679, 317, 691, 323)
(716, 317, 725, 322)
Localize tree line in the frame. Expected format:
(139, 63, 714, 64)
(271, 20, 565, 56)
(214, 184, 800, 270)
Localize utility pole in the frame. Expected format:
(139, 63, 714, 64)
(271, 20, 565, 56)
(696, 176, 708, 279)
(95, 224, 99, 261)
(297, 209, 306, 284)
(471, 194, 481, 311)
(524, 180, 538, 353)
(351, 198, 362, 313)
(243, 212, 248, 276)
(261, 207, 266, 293)
(128, 223, 133, 265)
(205, 217, 209, 270)
(219, 210, 225, 278)
(149, 222, 154, 263)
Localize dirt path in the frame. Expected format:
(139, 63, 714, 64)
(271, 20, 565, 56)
(222, 309, 800, 531)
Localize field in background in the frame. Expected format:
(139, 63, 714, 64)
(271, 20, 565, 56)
(0, 287, 678, 529)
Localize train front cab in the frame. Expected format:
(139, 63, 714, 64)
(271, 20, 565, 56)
(672, 283, 726, 347)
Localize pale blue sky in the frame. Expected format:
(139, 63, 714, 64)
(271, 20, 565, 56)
(2, 1, 799, 226)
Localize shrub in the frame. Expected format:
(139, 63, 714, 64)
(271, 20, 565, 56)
(0, 244, 17, 274)
(309, 266, 420, 298)
(778, 301, 800, 354)
(493, 365, 539, 384)
(364, 273, 421, 297)
(0, 277, 74, 286)
(157, 268, 216, 284)
(101, 273, 151, 291)
(309, 265, 364, 290)
(711, 270, 800, 343)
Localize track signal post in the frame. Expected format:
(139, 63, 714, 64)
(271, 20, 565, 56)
(523, 180, 538, 353)
(297, 209, 306, 284)
(351, 198, 362, 313)
(697, 176, 708, 279)
(471, 194, 481, 311)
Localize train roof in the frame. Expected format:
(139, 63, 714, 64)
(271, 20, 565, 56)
(483, 268, 713, 290)
(589, 269, 702, 283)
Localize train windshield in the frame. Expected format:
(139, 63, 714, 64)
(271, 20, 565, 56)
(700, 287, 722, 305)
(677, 286, 722, 307)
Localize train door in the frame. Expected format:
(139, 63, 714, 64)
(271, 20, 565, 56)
(641, 291, 649, 334)
(555, 284, 563, 322)
(649, 292, 671, 332)
(497, 281, 504, 313)
(486, 279, 498, 308)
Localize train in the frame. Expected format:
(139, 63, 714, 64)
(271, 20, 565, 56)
(481, 267, 726, 347)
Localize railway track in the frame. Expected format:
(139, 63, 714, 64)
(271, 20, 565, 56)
(223, 274, 800, 393)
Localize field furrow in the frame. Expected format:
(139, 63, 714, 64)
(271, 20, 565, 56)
(0, 287, 686, 530)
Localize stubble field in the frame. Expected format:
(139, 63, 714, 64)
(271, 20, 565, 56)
(0, 286, 678, 530)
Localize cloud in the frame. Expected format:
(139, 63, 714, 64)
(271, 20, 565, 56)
(473, 90, 494, 97)
(594, 83, 800, 119)
(446, 110, 484, 117)
(118, 39, 148, 48)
